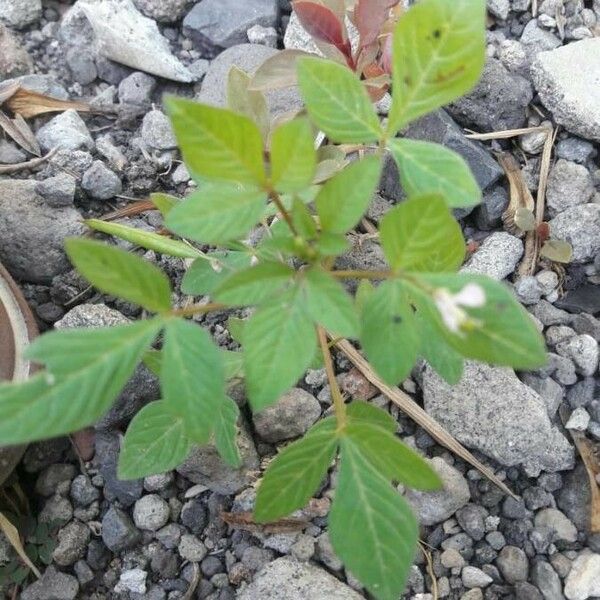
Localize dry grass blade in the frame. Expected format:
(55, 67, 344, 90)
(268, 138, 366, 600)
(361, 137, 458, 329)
(334, 338, 517, 498)
(419, 542, 438, 600)
(498, 152, 535, 237)
(98, 200, 156, 221)
(465, 125, 549, 141)
(560, 406, 600, 533)
(220, 511, 308, 534)
(0, 81, 20, 105)
(182, 563, 200, 600)
(0, 148, 57, 174)
(0, 512, 41, 578)
(0, 110, 40, 156)
(5, 87, 91, 119)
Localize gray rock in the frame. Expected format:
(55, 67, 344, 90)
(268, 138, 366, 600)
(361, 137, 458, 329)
(101, 506, 141, 552)
(35, 464, 77, 497)
(133, 0, 189, 22)
(475, 185, 509, 230)
(73, 560, 94, 586)
(133, 494, 170, 531)
(556, 334, 599, 376)
(53, 520, 90, 566)
(567, 378, 596, 408)
(381, 110, 503, 202)
(39, 494, 73, 524)
(531, 561, 564, 600)
(405, 457, 470, 526)
(565, 407, 591, 431)
(178, 534, 207, 562)
(66, 46, 97, 85)
(253, 388, 321, 443)
(497, 545, 529, 583)
(0, 139, 26, 163)
(515, 582, 543, 600)
(36, 109, 94, 153)
(316, 532, 343, 571)
(77, 0, 195, 82)
(520, 19, 562, 57)
(531, 300, 573, 326)
(81, 160, 122, 200)
(488, 0, 510, 19)
(545, 353, 578, 386)
(56, 304, 128, 329)
(70, 475, 100, 507)
(198, 44, 303, 119)
(177, 420, 259, 494)
(456, 504, 487, 541)
(114, 568, 147, 594)
(549, 204, 600, 263)
(448, 58, 533, 131)
(156, 523, 183, 549)
(462, 566, 493, 588)
(461, 232, 523, 280)
(0, 180, 84, 284)
(12, 73, 68, 99)
(556, 137, 597, 164)
(535, 508, 578, 543)
(35, 174, 77, 207)
(247, 24, 278, 47)
(0, 0, 41, 28)
(20, 566, 79, 600)
(532, 38, 600, 141)
(118, 71, 156, 105)
(183, 0, 278, 48)
(520, 374, 564, 417)
(564, 552, 600, 600)
(236, 556, 363, 599)
(422, 362, 574, 474)
(141, 109, 177, 150)
(515, 276, 543, 305)
(546, 159, 594, 216)
(180, 498, 208, 534)
(558, 287, 600, 318)
(144, 472, 173, 492)
(0, 23, 32, 79)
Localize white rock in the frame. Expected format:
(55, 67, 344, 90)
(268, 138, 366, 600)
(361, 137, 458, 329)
(564, 552, 600, 600)
(77, 0, 194, 82)
(178, 534, 207, 562)
(133, 494, 170, 531)
(565, 407, 591, 432)
(546, 159, 594, 217)
(534, 508, 578, 543)
(0, 0, 41, 28)
(36, 110, 94, 153)
(549, 204, 600, 263)
(462, 566, 493, 588)
(462, 232, 523, 280)
(114, 568, 147, 594)
(488, 0, 510, 20)
(556, 334, 599, 376)
(532, 38, 600, 141)
(141, 109, 177, 150)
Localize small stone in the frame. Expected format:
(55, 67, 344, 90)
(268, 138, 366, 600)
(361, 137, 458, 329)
(488, 0, 510, 19)
(536, 270, 559, 296)
(178, 534, 208, 562)
(460, 590, 484, 600)
(557, 286, 600, 316)
(74, 560, 94, 586)
(20, 566, 79, 600)
(71, 475, 100, 507)
(556, 137, 597, 164)
(405, 457, 470, 526)
(133, 494, 170, 531)
(66, 47, 97, 85)
(101, 506, 141, 552)
(456, 504, 487, 541)
(156, 523, 183, 549)
(441, 547, 466, 569)
(486, 531, 506, 550)
(180, 498, 208, 534)
(36, 109, 94, 153)
(531, 561, 564, 600)
(0, 139, 26, 164)
(514, 276, 543, 305)
(247, 24, 278, 47)
(133, 0, 189, 22)
(549, 204, 600, 263)
(475, 185, 509, 230)
(497, 545, 529, 583)
(521, 19, 562, 57)
(253, 388, 321, 443)
(515, 582, 543, 600)
(114, 568, 147, 594)
(118, 71, 156, 105)
(35, 173, 77, 207)
(566, 407, 591, 431)
(53, 520, 91, 566)
(316, 532, 343, 571)
(462, 232, 523, 280)
(141, 109, 177, 150)
(535, 508, 578, 543)
(0, 23, 32, 78)
(39, 494, 73, 524)
(81, 160, 122, 200)
(564, 552, 600, 600)
(556, 334, 599, 376)
(546, 159, 594, 216)
(35, 464, 77, 497)
(462, 566, 493, 588)
(144, 472, 173, 492)
(0, 0, 41, 28)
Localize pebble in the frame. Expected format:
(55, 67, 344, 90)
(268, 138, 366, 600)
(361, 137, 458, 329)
(53, 520, 90, 566)
(36, 109, 94, 153)
(133, 494, 170, 531)
(462, 566, 493, 588)
(133, 0, 189, 22)
(35, 464, 77, 497)
(556, 334, 599, 376)
(534, 508, 578, 543)
(531, 560, 564, 600)
(118, 71, 157, 105)
(0, 0, 41, 28)
(546, 159, 594, 216)
(496, 545, 529, 583)
(82, 160, 122, 200)
(565, 407, 591, 431)
(114, 568, 147, 594)
(549, 204, 600, 264)
(0, 23, 32, 78)
(556, 137, 597, 164)
(35, 173, 77, 207)
(178, 533, 208, 562)
(441, 547, 466, 569)
(101, 506, 141, 552)
(461, 232, 523, 280)
(564, 552, 600, 600)
(71, 474, 100, 507)
(514, 276, 543, 305)
(141, 109, 177, 150)
(20, 566, 79, 600)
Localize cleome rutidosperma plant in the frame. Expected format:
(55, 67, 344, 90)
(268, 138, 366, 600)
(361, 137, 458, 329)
(0, 0, 547, 598)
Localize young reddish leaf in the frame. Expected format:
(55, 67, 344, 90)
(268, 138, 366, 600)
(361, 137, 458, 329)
(294, 1, 352, 61)
(355, 0, 400, 47)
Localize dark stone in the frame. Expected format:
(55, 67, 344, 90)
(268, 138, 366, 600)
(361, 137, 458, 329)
(456, 504, 487, 541)
(572, 313, 600, 341)
(515, 582, 543, 600)
(86, 539, 110, 571)
(475, 185, 510, 230)
(555, 285, 600, 315)
(567, 378, 596, 408)
(101, 506, 141, 553)
(151, 546, 180, 578)
(180, 498, 208, 534)
(557, 463, 590, 532)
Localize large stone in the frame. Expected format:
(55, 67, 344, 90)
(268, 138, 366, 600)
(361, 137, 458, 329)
(20, 566, 79, 600)
(405, 457, 470, 526)
(0, 180, 84, 284)
(0, 0, 41, 28)
(236, 556, 363, 599)
(532, 39, 600, 142)
(549, 204, 600, 263)
(183, 0, 278, 48)
(0, 24, 32, 80)
(422, 362, 574, 474)
(448, 58, 533, 132)
(36, 109, 94, 153)
(133, 0, 189, 22)
(564, 552, 600, 600)
(461, 232, 523, 280)
(197, 44, 303, 119)
(177, 419, 259, 494)
(546, 159, 594, 217)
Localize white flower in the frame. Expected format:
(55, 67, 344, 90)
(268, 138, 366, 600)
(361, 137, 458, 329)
(433, 283, 486, 335)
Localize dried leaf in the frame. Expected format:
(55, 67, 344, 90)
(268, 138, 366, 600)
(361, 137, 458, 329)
(249, 49, 312, 92)
(0, 110, 40, 156)
(0, 512, 41, 578)
(220, 511, 308, 534)
(5, 87, 90, 119)
(540, 239, 573, 263)
(355, 0, 399, 47)
(0, 81, 19, 105)
(498, 153, 534, 237)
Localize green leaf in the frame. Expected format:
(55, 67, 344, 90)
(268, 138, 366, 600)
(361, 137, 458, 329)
(315, 232, 350, 257)
(297, 56, 382, 143)
(150, 193, 178, 217)
(270, 118, 317, 192)
(181, 252, 252, 296)
(387, 0, 486, 134)
(142, 349, 162, 377)
(214, 396, 242, 467)
(379, 195, 465, 272)
(165, 184, 267, 245)
(346, 401, 396, 434)
(316, 156, 382, 234)
(330, 438, 419, 600)
(345, 422, 441, 490)
(360, 280, 419, 385)
(161, 319, 225, 443)
(0, 319, 161, 444)
(85, 219, 202, 259)
(291, 197, 318, 240)
(222, 350, 244, 380)
(255, 418, 337, 522)
(214, 262, 295, 306)
(166, 97, 266, 185)
(243, 290, 317, 411)
(117, 401, 191, 479)
(389, 139, 481, 208)
(227, 66, 270, 141)
(301, 268, 359, 338)
(415, 273, 546, 369)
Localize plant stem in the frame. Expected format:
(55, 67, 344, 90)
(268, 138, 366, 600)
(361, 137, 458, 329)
(171, 302, 227, 317)
(317, 326, 347, 429)
(331, 269, 394, 279)
(269, 190, 298, 236)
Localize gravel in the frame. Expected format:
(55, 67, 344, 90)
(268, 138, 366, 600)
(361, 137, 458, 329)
(546, 159, 595, 216)
(81, 160, 123, 199)
(20, 566, 79, 600)
(35, 173, 77, 207)
(564, 552, 600, 600)
(549, 204, 600, 263)
(0, 0, 41, 29)
(141, 109, 177, 150)
(133, 494, 170, 531)
(101, 506, 141, 552)
(36, 109, 94, 152)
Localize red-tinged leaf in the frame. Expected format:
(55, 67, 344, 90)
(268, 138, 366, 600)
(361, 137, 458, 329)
(355, 0, 400, 47)
(381, 33, 393, 74)
(294, 1, 352, 61)
(537, 222, 550, 242)
(363, 64, 389, 101)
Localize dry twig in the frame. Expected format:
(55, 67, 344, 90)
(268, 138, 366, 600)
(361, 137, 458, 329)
(0, 148, 57, 174)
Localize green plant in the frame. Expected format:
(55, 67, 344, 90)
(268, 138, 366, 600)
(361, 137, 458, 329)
(0, 0, 546, 597)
